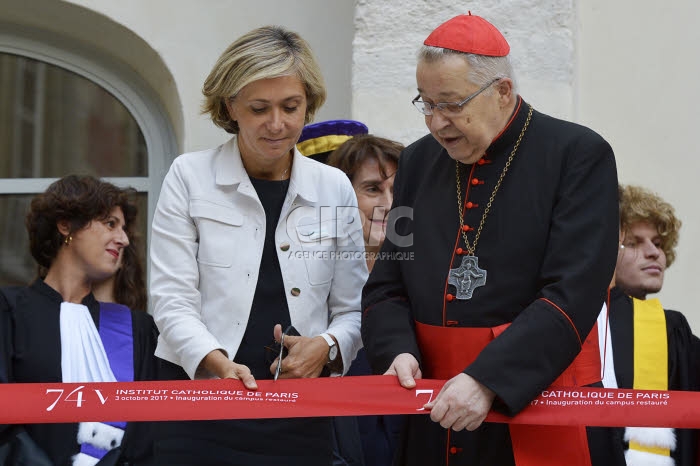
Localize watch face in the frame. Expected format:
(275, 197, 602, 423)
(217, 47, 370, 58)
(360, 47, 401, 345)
(328, 344, 339, 362)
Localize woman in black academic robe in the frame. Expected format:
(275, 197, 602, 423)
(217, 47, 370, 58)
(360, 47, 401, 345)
(0, 175, 159, 466)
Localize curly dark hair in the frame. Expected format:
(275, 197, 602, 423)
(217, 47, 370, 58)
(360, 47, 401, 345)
(26, 175, 137, 270)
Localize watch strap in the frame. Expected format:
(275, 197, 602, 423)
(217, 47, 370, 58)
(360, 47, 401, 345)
(319, 332, 335, 348)
(319, 333, 339, 363)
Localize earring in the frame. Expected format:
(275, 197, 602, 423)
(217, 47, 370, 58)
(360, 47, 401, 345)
(64, 235, 73, 245)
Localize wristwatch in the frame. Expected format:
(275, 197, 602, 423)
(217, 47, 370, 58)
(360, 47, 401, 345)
(319, 333, 338, 363)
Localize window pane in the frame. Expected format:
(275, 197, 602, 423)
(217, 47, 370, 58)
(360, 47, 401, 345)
(0, 193, 148, 287)
(0, 194, 34, 285)
(0, 53, 147, 178)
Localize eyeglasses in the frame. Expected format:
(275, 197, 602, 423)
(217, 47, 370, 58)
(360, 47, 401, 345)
(412, 78, 500, 116)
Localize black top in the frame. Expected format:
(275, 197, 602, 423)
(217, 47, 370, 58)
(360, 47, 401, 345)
(362, 98, 620, 466)
(0, 279, 159, 466)
(235, 177, 292, 379)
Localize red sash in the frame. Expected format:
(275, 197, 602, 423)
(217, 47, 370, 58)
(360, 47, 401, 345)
(415, 321, 601, 466)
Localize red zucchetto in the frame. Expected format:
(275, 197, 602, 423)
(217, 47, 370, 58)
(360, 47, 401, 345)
(424, 12, 510, 57)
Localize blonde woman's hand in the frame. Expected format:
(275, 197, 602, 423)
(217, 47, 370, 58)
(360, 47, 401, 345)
(200, 349, 258, 390)
(270, 324, 329, 379)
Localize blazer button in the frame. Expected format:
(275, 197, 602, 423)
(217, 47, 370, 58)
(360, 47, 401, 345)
(280, 242, 290, 251)
(290, 287, 301, 297)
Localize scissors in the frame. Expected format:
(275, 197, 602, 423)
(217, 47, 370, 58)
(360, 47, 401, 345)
(273, 325, 299, 381)
(273, 330, 286, 381)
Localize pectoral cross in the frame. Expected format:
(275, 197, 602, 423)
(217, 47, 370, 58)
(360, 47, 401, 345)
(448, 255, 487, 300)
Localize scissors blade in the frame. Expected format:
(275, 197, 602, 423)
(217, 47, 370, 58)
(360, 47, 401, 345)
(273, 332, 285, 381)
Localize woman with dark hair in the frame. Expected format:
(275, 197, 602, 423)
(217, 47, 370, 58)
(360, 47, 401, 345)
(0, 175, 158, 466)
(327, 135, 403, 272)
(327, 134, 405, 466)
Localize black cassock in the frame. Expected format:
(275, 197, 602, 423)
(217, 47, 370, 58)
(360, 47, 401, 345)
(589, 287, 699, 466)
(0, 279, 159, 466)
(362, 98, 620, 465)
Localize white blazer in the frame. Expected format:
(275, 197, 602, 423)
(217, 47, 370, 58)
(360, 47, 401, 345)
(150, 136, 368, 379)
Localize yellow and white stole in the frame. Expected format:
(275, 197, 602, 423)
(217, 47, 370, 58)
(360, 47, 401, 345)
(624, 298, 675, 466)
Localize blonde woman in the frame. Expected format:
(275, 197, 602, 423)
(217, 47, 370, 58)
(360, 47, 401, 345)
(149, 26, 367, 465)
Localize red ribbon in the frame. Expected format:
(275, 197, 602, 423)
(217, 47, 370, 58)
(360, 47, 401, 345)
(1, 376, 697, 427)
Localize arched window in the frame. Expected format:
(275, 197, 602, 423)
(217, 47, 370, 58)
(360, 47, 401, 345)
(0, 24, 179, 289)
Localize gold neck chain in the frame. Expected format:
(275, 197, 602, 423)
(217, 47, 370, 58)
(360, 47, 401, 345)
(279, 152, 293, 180)
(456, 104, 533, 255)
(280, 163, 291, 180)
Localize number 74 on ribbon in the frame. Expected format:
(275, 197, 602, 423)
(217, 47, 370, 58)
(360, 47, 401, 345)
(45, 386, 108, 412)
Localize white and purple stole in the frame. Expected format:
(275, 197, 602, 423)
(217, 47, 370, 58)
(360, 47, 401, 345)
(60, 302, 133, 466)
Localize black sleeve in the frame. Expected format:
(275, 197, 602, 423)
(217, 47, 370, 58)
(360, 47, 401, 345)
(0, 289, 12, 384)
(0, 288, 53, 465)
(693, 334, 700, 391)
(665, 310, 698, 391)
(121, 310, 160, 463)
(665, 310, 699, 466)
(465, 132, 619, 415)
(132, 310, 160, 382)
